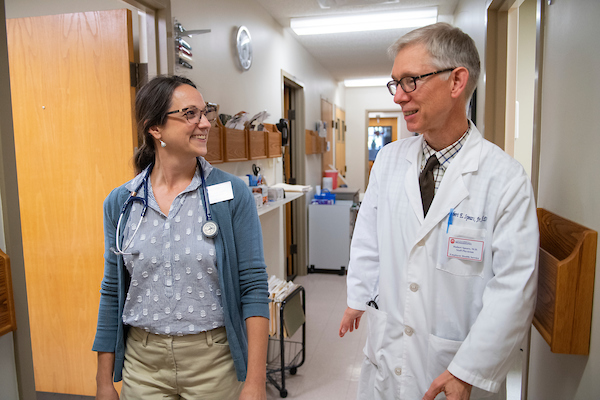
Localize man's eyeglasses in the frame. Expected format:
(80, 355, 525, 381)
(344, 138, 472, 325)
(166, 103, 218, 124)
(387, 68, 455, 95)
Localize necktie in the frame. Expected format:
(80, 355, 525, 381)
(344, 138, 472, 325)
(419, 155, 439, 217)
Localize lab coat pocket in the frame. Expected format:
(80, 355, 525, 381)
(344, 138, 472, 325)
(437, 225, 486, 277)
(426, 334, 495, 399)
(426, 333, 463, 385)
(363, 306, 387, 366)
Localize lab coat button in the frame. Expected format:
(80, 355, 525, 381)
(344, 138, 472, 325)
(409, 283, 419, 292)
(394, 367, 402, 376)
(404, 327, 414, 336)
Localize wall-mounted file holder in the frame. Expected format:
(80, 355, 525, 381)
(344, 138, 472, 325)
(534, 208, 597, 355)
(205, 116, 225, 164)
(248, 129, 268, 160)
(0, 250, 17, 337)
(223, 127, 249, 162)
(263, 123, 283, 158)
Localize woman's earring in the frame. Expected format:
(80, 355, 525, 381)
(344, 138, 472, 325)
(160, 140, 166, 148)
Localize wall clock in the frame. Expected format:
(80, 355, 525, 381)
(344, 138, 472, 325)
(236, 26, 253, 71)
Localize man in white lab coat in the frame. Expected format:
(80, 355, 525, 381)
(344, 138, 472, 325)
(339, 23, 538, 400)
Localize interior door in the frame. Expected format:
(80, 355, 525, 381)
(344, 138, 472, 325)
(7, 9, 136, 396)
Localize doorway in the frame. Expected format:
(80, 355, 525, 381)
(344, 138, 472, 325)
(282, 74, 308, 278)
(365, 111, 406, 186)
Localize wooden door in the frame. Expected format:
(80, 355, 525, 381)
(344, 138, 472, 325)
(321, 99, 333, 173)
(335, 107, 346, 178)
(7, 9, 136, 395)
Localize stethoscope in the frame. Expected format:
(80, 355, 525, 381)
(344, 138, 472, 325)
(112, 159, 218, 256)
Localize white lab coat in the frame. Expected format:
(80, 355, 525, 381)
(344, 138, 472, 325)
(347, 124, 538, 400)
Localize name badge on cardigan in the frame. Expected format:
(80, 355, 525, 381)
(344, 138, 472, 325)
(207, 181, 234, 204)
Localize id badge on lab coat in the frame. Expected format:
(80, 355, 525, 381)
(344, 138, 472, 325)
(437, 224, 486, 277)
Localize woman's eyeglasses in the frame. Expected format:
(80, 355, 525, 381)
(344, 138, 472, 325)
(166, 103, 218, 124)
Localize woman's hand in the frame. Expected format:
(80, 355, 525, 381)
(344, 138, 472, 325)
(96, 352, 118, 400)
(339, 307, 365, 337)
(95, 383, 119, 400)
(239, 381, 266, 400)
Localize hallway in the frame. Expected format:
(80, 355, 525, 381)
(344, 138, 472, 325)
(266, 273, 365, 400)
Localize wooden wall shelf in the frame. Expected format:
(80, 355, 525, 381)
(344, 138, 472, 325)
(0, 250, 17, 337)
(534, 208, 597, 355)
(204, 112, 282, 164)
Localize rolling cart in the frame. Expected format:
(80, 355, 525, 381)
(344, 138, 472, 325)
(267, 286, 306, 398)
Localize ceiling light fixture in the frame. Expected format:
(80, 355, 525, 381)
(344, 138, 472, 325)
(290, 7, 437, 36)
(344, 77, 390, 87)
(317, 0, 400, 9)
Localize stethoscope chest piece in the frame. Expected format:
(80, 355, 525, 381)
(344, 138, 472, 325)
(202, 220, 219, 238)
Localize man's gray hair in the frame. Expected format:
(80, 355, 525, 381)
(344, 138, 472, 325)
(388, 22, 480, 99)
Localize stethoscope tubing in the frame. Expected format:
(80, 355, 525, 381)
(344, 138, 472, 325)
(113, 159, 214, 256)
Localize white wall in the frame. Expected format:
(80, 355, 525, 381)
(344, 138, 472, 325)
(528, 0, 600, 398)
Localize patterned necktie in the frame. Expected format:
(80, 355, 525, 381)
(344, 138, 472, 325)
(419, 155, 439, 217)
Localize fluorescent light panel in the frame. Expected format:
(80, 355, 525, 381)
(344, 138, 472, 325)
(290, 7, 437, 35)
(344, 77, 390, 87)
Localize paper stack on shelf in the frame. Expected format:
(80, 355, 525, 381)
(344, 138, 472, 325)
(270, 183, 312, 192)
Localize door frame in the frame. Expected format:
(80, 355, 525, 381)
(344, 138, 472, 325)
(485, 1, 545, 398)
(281, 71, 308, 276)
(485, 0, 544, 199)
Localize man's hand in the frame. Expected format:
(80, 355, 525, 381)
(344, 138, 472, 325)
(422, 370, 472, 400)
(339, 307, 365, 337)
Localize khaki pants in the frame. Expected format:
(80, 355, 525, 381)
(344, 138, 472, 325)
(121, 326, 244, 400)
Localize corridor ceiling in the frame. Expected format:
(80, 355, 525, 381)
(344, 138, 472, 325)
(254, 0, 459, 82)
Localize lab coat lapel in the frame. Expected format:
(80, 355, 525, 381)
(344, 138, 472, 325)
(413, 126, 482, 244)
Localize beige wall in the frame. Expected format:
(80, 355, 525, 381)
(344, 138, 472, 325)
(528, 0, 600, 398)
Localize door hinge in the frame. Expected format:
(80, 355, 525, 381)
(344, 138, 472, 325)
(289, 244, 298, 255)
(288, 109, 296, 120)
(130, 62, 149, 88)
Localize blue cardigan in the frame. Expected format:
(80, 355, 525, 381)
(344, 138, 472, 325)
(92, 166, 270, 382)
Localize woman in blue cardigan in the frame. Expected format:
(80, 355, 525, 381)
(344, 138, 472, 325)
(93, 76, 270, 400)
